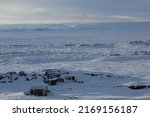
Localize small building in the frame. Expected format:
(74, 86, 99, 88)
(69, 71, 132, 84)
(47, 79, 57, 86)
(56, 78, 64, 82)
(30, 86, 48, 96)
(43, 78, 64, 85)
(67, 76, 76, 81)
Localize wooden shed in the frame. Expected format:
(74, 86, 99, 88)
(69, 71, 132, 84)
(30, 86, 48, 96)
(47, 79, 57, 86)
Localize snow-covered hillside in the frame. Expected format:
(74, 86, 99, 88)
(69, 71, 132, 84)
(0, 69, 150, 100)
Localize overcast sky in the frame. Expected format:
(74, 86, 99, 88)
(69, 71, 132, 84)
(0, 0, 150, 24)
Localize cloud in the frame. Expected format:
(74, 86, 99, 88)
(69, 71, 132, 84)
(0, 19, 101, 24)
(0, 0, 150, 24)
(0, 5, 48, 15)
(0, 3, 49, 24)
(109, 15, 150, 22)
(109, 15, 139, 21)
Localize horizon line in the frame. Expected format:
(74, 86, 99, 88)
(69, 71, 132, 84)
(0, 21, 150, 25)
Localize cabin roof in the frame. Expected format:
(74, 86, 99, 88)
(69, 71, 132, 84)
(31, 86, 46, 90)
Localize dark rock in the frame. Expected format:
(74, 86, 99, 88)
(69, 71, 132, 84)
(0, 74, 5, 80)
(106, 74, 112, 77)
(0, 81, 6, 83)
(129, 41, 146, 45)
(78, 81, 84, 83)
(26, 77, 30, 81)
(129, 40, 150, 46)
(133, 50, 150, 56)
(19, 71, 27, 76)
(65, 44, 76, 47)
(88, 73, 97, 77)
(128, 85, 147, 89)
(14, 77, 19, 81)
(6, 72, 17, 77)
(110, 53, 120, 56)
(80, 44, 91, 47)
(55, 73, 61, 77)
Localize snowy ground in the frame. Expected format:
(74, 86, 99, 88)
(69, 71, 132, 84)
(0, 69, 150, 100)
(0, 23, 150, 99)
